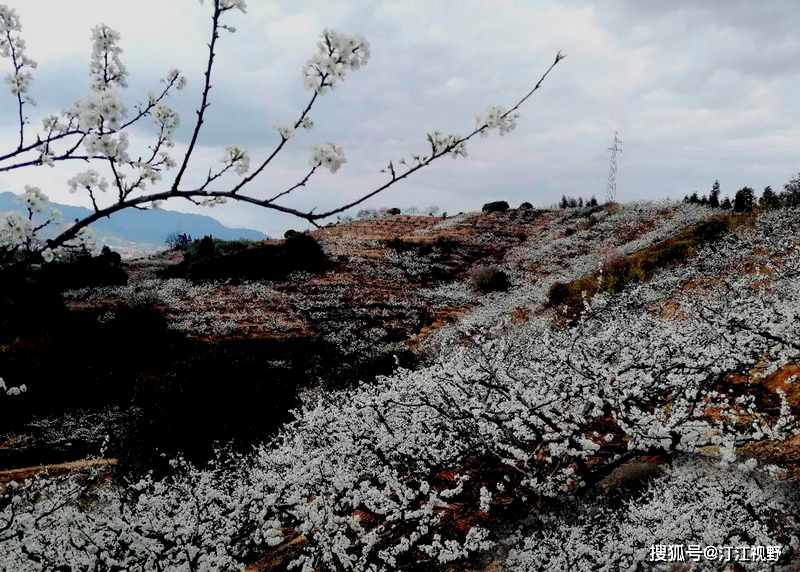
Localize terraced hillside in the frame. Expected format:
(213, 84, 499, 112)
(2, 200, 800, 571)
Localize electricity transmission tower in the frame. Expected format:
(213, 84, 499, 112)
(606, 132, 622, 203)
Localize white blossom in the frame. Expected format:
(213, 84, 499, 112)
(309, 142, 346, 173)
(478, 486, 491, 512)
(302, 29, 370, 94)
(67, 170, 109, 194)
(4, 68, 32, 95)
(89, 24, 128, 91)
(220, 145, 250, 175)
(163, 68, 187, 90)
(1, 210, 33, 244)
(299, 116, 314, 130)
(0, 377, 26, 395)
(476, 104, 520, 137)
(200, 196, 228, 207)
(41, 114, 69, 134)
(13, 185, 48, 213)
(153, 103, 179, 144)
(0, 5, 37, 99)
(273, 121, 295, 139)
(427, 130, 467, 159)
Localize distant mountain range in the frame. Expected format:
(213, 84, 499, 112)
(0, 192, 268, 251)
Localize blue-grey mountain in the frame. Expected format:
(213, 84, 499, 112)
(0, 192, 268, 246)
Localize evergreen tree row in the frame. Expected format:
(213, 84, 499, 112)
(559, 195, 599, 209)
(683, 174, 800, 212)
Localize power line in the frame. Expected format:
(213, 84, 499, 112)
(606, 131, 622, 203)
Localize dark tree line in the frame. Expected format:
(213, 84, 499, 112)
(559, 195, 598, 209)
(684, 174, 800, 213)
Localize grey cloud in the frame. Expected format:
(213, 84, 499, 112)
(4, 0, 800, 239)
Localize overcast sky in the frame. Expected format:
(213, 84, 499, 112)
(1, 0, 799, 237)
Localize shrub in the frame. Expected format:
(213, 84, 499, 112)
(650, 239, 690, 267)
(98, 245, 122, 266)
(186, 232, 328, 283)
(431, 236, 460, 254)
(482, 200, 509, 214)
(684, 191, 700, 204)
(387, 207, 402, 215)
(183, 236, 253, 260)
(385, 237, 414, 252)
(692, 218, 730, 245)
(546, 276, 597, 316)
(603, 257, 645, 294)
(547, 281, 572, 307)
(559, 195, 586, 208)
(214, 238, 254, 257)
(470, 265, 511, 293)
(283, 231, 327, 269)
(578, 215, 601, 231)
(385, 236, 460, 259)
(40, 247, 127, 290)
(519, 201, 533, 210)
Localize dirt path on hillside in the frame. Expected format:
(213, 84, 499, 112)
(0, 458, 116, 484)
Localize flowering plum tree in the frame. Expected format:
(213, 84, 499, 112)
(0, 0, 564, 270)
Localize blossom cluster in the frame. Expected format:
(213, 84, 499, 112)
(476, 104, 520, 137)
(0, 212, 34, 248)
(0, 376, 26, 395)
(89, 24, 128, 91)
(309, 142, 346, 173)
(302, 28, 371, 95)
(220, 145, 250, 175)
(427, 130, 467, 159)
(272, 120, 295, 140)
(0, 5, 36, 101)
(13, 184, 49, 214)
(67, 169, 109, 195)
(152, 103, 180, 146)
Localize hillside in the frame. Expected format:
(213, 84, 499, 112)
(1, 200, 800, 571)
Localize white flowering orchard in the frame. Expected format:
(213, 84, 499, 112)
(3, 206, 800, 570)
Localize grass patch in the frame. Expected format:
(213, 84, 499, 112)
(547, 213, 746, 322)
